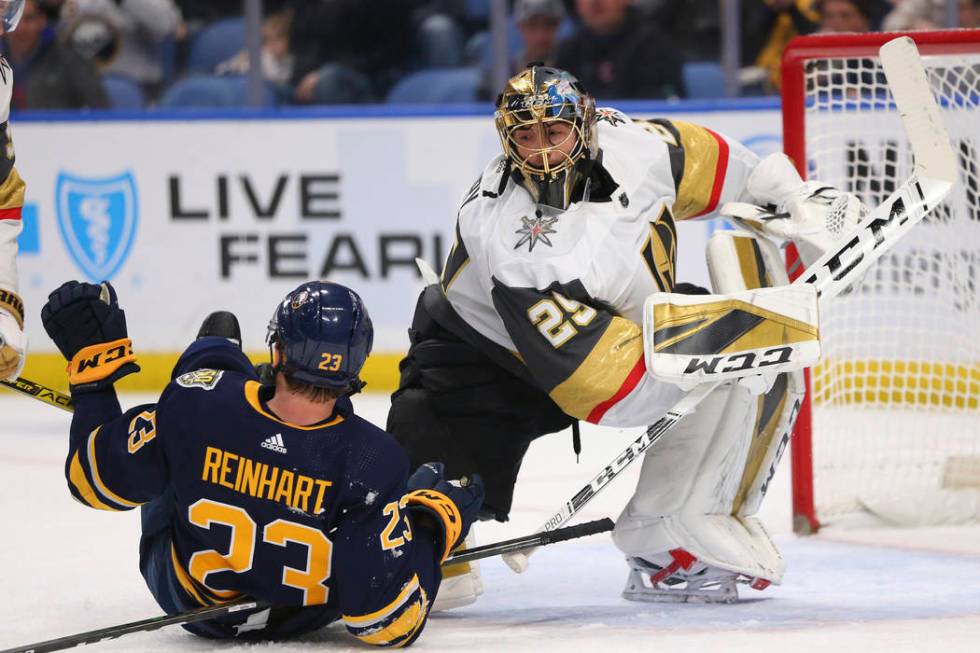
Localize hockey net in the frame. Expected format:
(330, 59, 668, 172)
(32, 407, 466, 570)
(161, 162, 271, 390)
(782, 30, 980, 533)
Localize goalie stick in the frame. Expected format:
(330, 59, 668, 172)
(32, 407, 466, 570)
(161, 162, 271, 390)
(502, 36, 958, 573)
(0, 518, 614, 653)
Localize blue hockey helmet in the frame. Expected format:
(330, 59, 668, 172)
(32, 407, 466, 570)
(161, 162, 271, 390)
(267, 281, 374, 392)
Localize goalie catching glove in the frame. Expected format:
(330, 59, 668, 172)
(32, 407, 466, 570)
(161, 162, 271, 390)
(41, 280, 139, 393)
(403, 462, 484, 563)
(723, 152, 870, 268)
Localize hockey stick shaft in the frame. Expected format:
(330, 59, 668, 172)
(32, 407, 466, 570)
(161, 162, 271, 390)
(0, 518, 614, 653)
(503, 36, 956, 573)
(0, 376, 73, 412)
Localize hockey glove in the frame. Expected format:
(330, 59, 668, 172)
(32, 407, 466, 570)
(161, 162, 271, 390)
(0, 288, 26, 380)
(730, 153, 869, 269)
(404, 462, 485, 563)
(41, 280, 139, 393)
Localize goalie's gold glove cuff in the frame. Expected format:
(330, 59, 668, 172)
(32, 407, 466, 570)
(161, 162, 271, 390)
(67, 337, 139, 393)
(0, 288, 24, 329)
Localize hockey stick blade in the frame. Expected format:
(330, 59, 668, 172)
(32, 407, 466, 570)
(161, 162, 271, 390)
(503, 36, 957, 575)
(0, 519, 613, 653)
(0, 377, 73, 412)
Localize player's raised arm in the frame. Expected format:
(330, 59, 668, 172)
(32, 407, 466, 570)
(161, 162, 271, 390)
(40, 280, 167, 510)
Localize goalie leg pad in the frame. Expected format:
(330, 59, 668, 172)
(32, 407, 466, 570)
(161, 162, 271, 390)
(431, 530, 483, 612)
(613, 380, 789, 593)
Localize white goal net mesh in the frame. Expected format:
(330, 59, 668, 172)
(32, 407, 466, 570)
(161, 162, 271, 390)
(802, 47, 980, 524)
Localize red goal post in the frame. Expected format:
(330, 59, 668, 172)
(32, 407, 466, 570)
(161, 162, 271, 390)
(781, 30, 980, 534)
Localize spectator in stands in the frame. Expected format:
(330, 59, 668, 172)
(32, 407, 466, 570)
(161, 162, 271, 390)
(290, 1, 415, 105)
(2, 0, 108, 109)
(173, 0, 239, 31)
(477, 0, 566, 100)
(884, 0, 980, 29)
(554, 0, 684, 99)
(59, 1, 179, 97)
(413, 0, 467, 68)
(817, 0, 874, 32)
(515, 0, 565, 69)
(962, 0, 980, 27)
(215, 8, 293, 92)
(752, 1, 820, 90)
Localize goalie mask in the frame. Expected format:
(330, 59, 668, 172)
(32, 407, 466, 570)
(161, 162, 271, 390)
(495, 65, 597, 210)
(267, 281, 374, 393)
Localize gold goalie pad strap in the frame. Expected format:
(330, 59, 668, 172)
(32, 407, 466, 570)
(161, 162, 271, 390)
(403, 488, 463, 563)
(68, 338, 137, 385)
(642, 286, 820, 386)
(0, 288, 24, 328)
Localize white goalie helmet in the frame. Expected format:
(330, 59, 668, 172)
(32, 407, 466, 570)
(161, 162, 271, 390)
(494, 65, 598, 210)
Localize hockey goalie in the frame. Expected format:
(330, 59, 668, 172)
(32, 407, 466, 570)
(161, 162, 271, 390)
(386, 64, 873, 605)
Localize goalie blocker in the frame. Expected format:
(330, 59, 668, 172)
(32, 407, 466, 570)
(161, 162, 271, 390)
(614, 230, 807, 602)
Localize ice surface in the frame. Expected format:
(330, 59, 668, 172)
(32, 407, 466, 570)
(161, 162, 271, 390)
(2, 392, 978, 652)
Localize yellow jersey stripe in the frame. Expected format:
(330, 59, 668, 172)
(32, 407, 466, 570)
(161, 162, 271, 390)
(68, 451, 119, 511)
(0, 167, 25, 210)
(86, 427, 143, 508)
(170, 544, 210, 606)
(355, 597, 427, 647)
(548, 317, 645, 421)
(244, 381, 344, 430)
(342, 574, 421, 627)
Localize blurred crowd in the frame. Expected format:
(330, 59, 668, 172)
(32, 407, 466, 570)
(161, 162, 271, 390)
(1, 0, 978, 111)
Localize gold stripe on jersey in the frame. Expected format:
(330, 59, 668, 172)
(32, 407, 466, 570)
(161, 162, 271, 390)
(171, 544, 210, 606)
(548, 317, 644, 421)
(733, 236, 771, 290)
(0, 167, 25, 211)
(244, 381, 344, 430)
(640, 205, 677, 292)
(343, 574, 422, 626)
(732, 376, 789, 514)
(355, 596, 427, 646)
(343, 575, 429, 647)
(86, 426, 143, 508)
(68, 451, 119, 511)
(671, 121, 724, 221)
(653, 300, 817, 355)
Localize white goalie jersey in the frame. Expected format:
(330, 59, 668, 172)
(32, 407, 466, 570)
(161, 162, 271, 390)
(439, 110, 764, 427)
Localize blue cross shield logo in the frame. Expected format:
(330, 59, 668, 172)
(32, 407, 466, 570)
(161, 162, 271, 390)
(55, 171, 139, 282)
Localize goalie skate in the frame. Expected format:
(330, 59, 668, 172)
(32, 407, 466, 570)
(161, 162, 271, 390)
(622, 549, 770, 604)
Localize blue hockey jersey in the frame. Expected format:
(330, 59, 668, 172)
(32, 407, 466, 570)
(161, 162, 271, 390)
(65, 337, 441, 646)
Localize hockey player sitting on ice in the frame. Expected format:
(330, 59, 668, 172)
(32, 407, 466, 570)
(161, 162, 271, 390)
(0, 1, 29, 384)
(40, 279, 484, 645)
(387, 64, 867, 605)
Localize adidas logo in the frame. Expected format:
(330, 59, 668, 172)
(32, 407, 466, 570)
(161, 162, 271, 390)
(261, 433, 287, 454)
